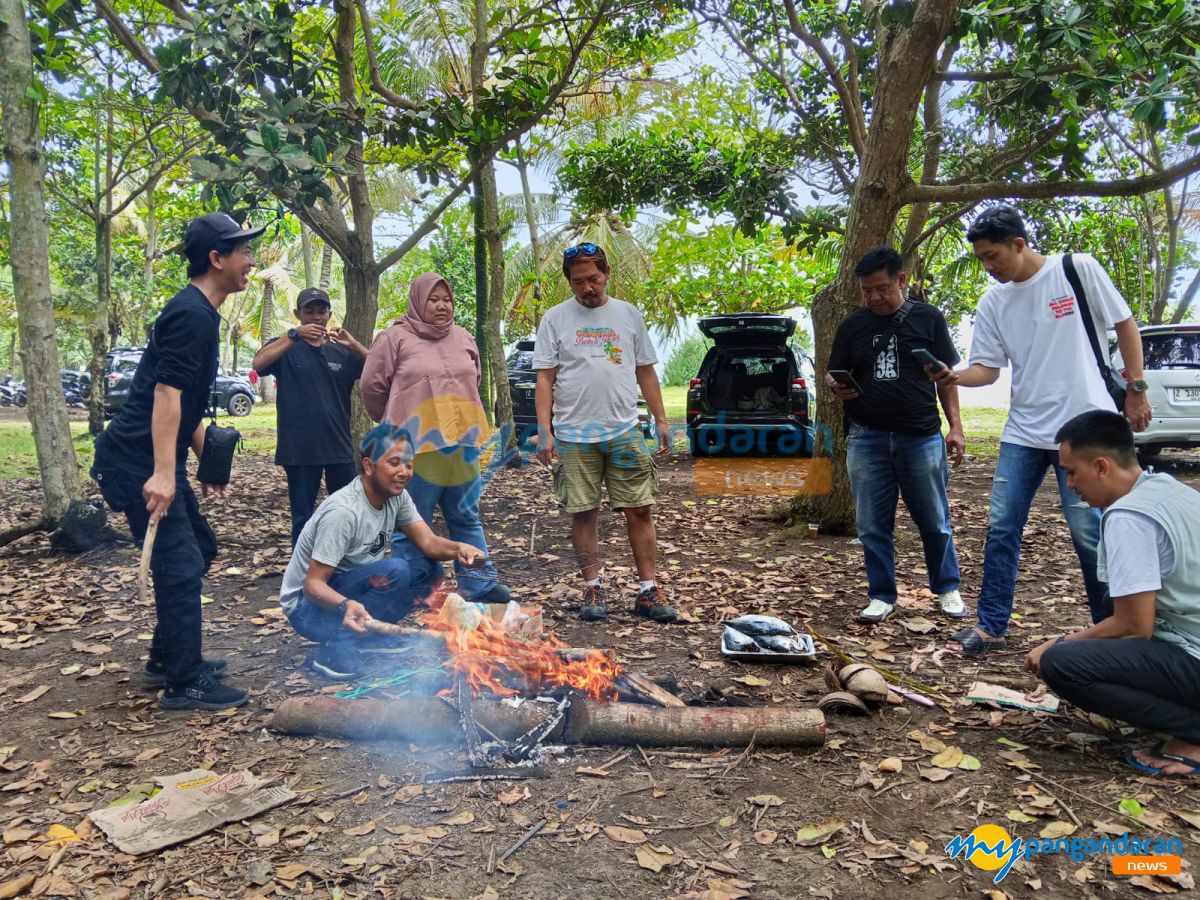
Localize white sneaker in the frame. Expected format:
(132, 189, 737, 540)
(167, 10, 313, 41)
(938, 589, 968, 619)
(858, 598, 894, 624)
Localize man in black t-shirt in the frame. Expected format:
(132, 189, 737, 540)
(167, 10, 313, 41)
(827, 246, 966, 625)
(92, 212, 262, 710)
(252, 287, 368, 546)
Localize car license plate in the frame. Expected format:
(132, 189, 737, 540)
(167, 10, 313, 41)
(1173, 387, 1200, 402)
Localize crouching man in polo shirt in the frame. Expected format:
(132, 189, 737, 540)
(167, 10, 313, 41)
(280, 424, 487, 679)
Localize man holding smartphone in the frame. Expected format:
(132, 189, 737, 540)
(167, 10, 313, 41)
(930, 204, 1151, 657)
(252, 287, 369, 546)
(827, 246, 966, 624)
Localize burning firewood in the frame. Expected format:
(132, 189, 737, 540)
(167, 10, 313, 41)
(270, 696, 826, 748)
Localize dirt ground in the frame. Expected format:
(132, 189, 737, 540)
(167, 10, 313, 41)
(2, 444, 1200, 900)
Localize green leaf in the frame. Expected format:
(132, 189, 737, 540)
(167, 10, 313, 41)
(261, 124, 281, 153)
(1119, 798, 1146, 821)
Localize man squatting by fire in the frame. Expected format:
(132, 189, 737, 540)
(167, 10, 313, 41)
(278, 423, 488, 680)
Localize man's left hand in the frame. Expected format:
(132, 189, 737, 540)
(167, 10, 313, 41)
(1024, 637, 1059, 676)
(1125, 390, 1152, 432)
(457, 543, 487, 567)
(945, 426, 965, 469)
(655, 419, 671, 455)
(200, 482, 227, 499)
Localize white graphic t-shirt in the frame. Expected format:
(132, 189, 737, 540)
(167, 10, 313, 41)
(968, 253, 1132, 449)
(533, 296, 658, 442)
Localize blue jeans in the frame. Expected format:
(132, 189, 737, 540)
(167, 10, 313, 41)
(391, 448, 499, 599)
(846, 425, 960, 604)
(976, 442, 1111, 637)
(287, 556, 441, 648)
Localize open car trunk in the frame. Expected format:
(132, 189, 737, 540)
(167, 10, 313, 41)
(703, 349, 792, 414)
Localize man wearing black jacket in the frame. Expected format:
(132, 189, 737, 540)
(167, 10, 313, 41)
(92, 213, 262, 710)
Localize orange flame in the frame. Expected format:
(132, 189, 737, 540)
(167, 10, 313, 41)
(417, 602, 620, 702)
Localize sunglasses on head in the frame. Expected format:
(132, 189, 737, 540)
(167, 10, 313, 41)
(563, 243, 601, 260)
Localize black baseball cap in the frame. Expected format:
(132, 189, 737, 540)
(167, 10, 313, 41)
(183, 212, 266, 263)
(296, 287, 332, 308)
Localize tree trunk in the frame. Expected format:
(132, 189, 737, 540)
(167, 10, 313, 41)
(300, 223, 315, 288)
(1171, 268, 1200, 324)
(343, 260, 380, 451)
(471, 171, 492, 416)
(480, 158, 514, 444)
(790, 0, 959, 534)
(88, 215, 113, 435)
(515, 142, 544, 322)
(144, 175, 159, 296)
(0, 0, 81, 520)
(258, 279, 277, 402)
(318, 241, 334, 292)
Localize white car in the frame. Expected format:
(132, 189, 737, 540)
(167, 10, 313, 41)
(1111, 324, 1200, 456)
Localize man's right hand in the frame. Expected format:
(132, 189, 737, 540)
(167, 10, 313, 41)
(294, 323, 327, 343)
(341, 599, 371, 634)
(536, 430, 556, 466)
(143, 471, 175, 523)
(825, 373, 858, 401)
(929, 365, 958, 387)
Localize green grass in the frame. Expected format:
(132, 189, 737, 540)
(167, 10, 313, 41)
(0, 398, 1010, 482)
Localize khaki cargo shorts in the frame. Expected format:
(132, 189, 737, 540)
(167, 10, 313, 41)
(553, 426, 658, 514)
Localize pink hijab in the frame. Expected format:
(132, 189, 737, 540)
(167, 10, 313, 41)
(399, 272, 454, 340)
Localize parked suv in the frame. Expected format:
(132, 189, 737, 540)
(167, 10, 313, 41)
(501, 339, 652, 437)
(1111, 324, 1200, 456)
(104, 347, 257, 417)
(686, 313, 813, 456)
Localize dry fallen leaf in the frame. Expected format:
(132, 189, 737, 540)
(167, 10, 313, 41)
(274, 864, 308, 882)
(794, 818, 846, 847)
(442, 812, 475, 826)
(14, 686, 49, 704)
(604, 825, 647, 844)
(753, 830, 778, 845)
(1039, 821, 1076, 839)
(907, 730, 946, 753)
(634, 844, 677, 872)
(921, 768, 954, 782)
(497, 787, 527, 806)
(931, 746, 964, 769)
(877, 757, 903, 773)
(733, 675, 770, 687)
(746, 794, 783, 808)
(342, 820, 376, 837)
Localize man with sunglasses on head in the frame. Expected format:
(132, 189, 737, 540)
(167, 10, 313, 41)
(929, 204, 1152, 658)
(533, 243, 677, 624)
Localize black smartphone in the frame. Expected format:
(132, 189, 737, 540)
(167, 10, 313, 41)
(911, 348, 947, 373)
(828, 369, 863, 393)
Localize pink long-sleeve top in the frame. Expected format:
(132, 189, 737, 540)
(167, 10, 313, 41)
(360, 323, 490, 451)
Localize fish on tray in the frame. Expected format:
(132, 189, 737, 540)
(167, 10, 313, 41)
(724, 614, 796, 637)
(722, 626, 761, 652)
(753, 634, 803, 654)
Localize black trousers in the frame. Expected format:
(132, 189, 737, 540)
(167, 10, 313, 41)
(92, 462, 218, 688)
(283, 463, 357, 546)
(1040, 638, 1200, 744)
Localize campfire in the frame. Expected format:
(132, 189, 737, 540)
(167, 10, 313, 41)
(417, 593, 621, 702)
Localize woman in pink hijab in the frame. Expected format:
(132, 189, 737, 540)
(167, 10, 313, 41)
(361, 273, 513, 604)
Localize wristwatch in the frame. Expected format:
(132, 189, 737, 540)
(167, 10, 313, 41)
(337, 598, 350, 620)
(287, 328, 299, 341)
(1128, 378, 1149, 393)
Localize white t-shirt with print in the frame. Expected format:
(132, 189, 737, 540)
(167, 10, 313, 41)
(968, 253, 1132, 449)
(533, 296, 658, 442)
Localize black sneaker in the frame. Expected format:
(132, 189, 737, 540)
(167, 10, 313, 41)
(634, 585, 678, 623)
(580, 584, 609, 621)
(310, 643, 364, 680)
(469, 583, 518, 605)
(142, 657, 228, 689)
(159, 672, 248, 711)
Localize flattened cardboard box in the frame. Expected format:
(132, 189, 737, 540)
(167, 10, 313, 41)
(89, 768, 295, 855)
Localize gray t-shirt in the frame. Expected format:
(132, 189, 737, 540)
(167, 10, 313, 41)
(532, 296, 657, 442)
(279, 477, 422, 615)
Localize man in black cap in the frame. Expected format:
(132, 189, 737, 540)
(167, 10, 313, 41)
(252, 287, 369, 545)
(91, 212, 263, 710)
